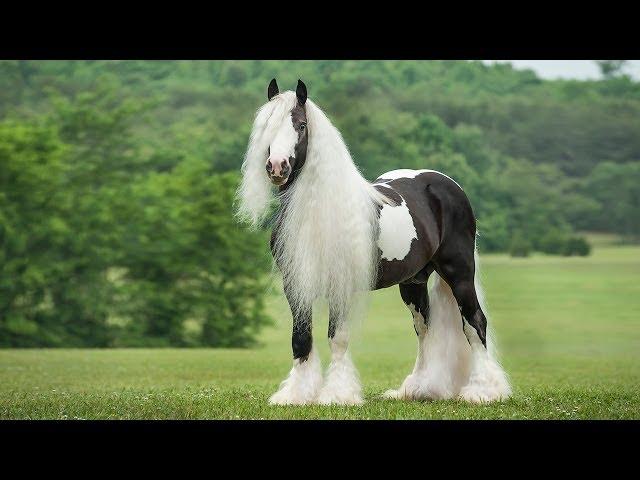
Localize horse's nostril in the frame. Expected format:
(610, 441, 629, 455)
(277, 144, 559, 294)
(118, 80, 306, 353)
(281, 162, 290, 175)
(266, 161, 273, 173)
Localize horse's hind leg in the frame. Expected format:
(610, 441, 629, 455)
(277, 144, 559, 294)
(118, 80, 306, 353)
(317, 306, 363, 405)
(383, 283, 430, 400)
(384, 276, 471, 401)
(439, 260, 487, 347)
(400, 283, 430, 341)
(437, 247, 511, 403)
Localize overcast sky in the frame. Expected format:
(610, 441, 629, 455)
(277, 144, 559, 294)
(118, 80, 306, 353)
(482, 60, 640, 80)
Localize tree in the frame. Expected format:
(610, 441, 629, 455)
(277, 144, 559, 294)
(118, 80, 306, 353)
(586, 162, 640, 237)
(113, 164, 273, 347)
(596, 60, 627, 78)
(0, 119, 113, 346)
(0, 77, 275, 347)
(1, 59, 639, 346)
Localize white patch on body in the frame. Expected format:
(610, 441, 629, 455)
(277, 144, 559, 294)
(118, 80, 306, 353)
(377, 196, 418, 261)
(269, 347, 323, 405)
(376, 168, 463, 191)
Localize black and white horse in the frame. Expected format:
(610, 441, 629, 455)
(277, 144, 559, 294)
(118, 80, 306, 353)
(237, 79, 511, 405)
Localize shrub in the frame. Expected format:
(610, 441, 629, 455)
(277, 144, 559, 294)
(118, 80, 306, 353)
(539, 229, 570, 255)
(562, 236, 592, 256)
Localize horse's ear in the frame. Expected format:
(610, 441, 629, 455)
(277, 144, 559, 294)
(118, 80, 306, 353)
(296, 79, 307, 105)
(268, 78, 279, 100)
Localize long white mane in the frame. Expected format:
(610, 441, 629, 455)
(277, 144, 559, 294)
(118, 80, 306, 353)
(237, 91, 389, 321)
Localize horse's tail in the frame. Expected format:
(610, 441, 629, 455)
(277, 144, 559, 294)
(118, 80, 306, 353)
(473, 245, 498, 358)
(466, 242, 512, 400)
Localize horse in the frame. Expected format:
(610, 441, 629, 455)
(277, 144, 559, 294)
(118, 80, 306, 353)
(237, 79, 512, 405)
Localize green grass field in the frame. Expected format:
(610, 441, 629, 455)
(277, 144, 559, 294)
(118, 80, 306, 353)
(2, 242, 639, 419)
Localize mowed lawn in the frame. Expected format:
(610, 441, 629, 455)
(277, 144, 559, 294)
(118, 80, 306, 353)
(2, 242, 639, 419)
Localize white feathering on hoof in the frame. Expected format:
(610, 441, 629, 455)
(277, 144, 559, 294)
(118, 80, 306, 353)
(317, 353, 363, 406)
(268, 347, 323, 405)
(317, 328, 363, 405)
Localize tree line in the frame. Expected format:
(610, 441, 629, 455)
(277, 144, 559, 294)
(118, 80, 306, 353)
(0, 60, 638, 347)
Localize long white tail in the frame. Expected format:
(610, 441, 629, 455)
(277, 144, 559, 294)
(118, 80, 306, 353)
(458, 247, 512, 402)
(473, 248, 502, 366)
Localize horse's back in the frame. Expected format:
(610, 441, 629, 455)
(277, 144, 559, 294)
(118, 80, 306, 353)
(375, 169, 463, 191)
(375, 168, 475, 236)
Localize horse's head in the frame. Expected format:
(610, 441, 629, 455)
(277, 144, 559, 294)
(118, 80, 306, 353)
(264, 78, 308, 187)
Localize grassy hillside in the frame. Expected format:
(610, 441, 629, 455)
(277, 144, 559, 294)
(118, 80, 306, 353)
(2, 244, 638, 419)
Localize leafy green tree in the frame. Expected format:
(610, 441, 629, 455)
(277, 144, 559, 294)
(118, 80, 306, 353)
(509, 231, 531, 257)
(0, 120, 114, 346)
(596, 60, 627, 78)
(1, 76, 274, 347)
(2, 59, 639, 346)
(586, 162, 640, 237)
(114, 164, 272, 347)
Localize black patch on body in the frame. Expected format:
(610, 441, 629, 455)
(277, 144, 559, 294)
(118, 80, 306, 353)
(371, 171, 486, 346)
(373, 172, 449, 289)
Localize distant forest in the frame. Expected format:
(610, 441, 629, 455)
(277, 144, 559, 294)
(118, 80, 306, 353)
(1, 60, 639, 347)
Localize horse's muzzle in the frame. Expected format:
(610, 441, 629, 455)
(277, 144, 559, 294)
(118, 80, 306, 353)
(266, 157, 291, 185)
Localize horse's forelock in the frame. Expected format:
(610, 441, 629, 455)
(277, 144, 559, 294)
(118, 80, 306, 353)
(236, 92, 298, 226)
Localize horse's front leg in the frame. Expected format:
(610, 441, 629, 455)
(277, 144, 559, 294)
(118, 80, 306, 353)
(317, 308, 364, 405)
(268, 287, 323, 405)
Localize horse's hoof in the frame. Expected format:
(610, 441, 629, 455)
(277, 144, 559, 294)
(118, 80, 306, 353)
(268, 391, 315, 405)
(382, 389, 402, 400)
(458, 385, 504, 403)
(317, 390, 364, 406)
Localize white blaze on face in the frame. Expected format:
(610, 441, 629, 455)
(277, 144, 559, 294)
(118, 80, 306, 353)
(377, 196, 418, 261)
(269, 113, 298, 162)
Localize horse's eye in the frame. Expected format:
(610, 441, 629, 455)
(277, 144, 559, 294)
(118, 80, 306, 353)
(300, 123, 306, 131)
